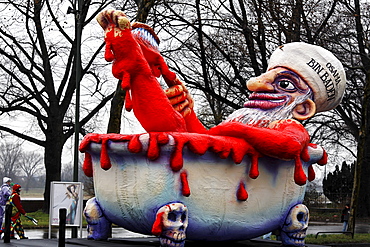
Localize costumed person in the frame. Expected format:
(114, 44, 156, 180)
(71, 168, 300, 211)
(8, 184, 28, 239)
(0, 177, 12, 235)
(96, 10, 346, 186)
(341, 203, 350, 232)
(66, 184, 79, 225)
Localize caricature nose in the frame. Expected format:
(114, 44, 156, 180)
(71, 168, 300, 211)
(247, 71, 275, 92)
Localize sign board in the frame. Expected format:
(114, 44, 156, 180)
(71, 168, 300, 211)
(49, 182, 83, 226)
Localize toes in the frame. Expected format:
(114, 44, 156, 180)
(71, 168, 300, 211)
(117, 15, 131, 30)
(96, 9, 131, 31)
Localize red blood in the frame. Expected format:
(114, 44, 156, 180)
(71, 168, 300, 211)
(124, 90, 133, 111)
(157, 132, 170, 145)
(127, 134, 142, 153)
(180, 171, 191, 197)
(317, 149, 328, 165)
(100, 139, 111, 170)
(79, 121, 326, 195)
(249, 155, 260, 179)
(237, 181, 248, 201)
(308, 165, 315, 181)
(151, 211, 165, 236)
(294, 157, 307, 186)
(147, 133, 161, 160)
(82, 152, 93, 177)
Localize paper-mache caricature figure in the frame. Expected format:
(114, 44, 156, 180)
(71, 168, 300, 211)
(81, 9, 346, 247)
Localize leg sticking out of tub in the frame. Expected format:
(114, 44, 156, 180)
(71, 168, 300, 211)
(83, 197, 112, 240)
(280, 204, 309, 247)
(152, 202, 188, 247)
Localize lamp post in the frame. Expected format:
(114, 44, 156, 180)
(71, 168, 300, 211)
(71, 0, 82, 184)
(68, 0, 82, 238)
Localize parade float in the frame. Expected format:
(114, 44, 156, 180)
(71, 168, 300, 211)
(80, 9, 346, 247)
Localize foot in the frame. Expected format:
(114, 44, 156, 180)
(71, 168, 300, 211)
(20, 236, 28, 239)
(96, 9, 151, 90)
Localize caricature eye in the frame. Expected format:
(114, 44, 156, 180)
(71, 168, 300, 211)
(277, 79, 297, 91)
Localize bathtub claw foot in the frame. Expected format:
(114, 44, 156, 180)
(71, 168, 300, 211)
(83, 197, 112, 240)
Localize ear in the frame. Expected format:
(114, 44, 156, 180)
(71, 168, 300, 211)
(292, 99, 316, 121)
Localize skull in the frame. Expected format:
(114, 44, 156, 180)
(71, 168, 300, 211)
(152, 203, 188, 247)
(281, 204, 309, 246)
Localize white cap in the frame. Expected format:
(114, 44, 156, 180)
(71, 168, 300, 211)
(3, 177, 11, 184)
(267, 42, 346, 113)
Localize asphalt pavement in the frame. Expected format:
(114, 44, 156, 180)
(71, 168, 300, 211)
(1, 222, 369, 247)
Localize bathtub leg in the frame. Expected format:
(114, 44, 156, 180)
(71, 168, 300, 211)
(152, 202, 189, 247)
(83, 197, 112, 240)
(280, 204, 309, 247)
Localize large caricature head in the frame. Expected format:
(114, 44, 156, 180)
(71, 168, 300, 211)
(226, 42, 346, 127)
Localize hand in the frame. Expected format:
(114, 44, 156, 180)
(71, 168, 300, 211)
(165, 79, 194, 117)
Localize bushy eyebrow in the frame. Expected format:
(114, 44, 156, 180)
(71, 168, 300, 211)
(277, 70, 301, 80)
(276, 70, 309, 91)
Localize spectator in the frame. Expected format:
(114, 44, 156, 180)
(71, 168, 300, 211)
(8, 184, 28, 239)
(341, 203, 350, 232)
(0, 177, 12, 235)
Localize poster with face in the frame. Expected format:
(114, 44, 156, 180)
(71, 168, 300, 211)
(49, 182, 83, 226)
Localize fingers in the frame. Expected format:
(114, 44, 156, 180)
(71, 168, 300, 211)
(96, 10, 131, 31)
(165, 83, 195, 117)
(174, 100, 192, 117)
(169, 92, 187, 106)
(165, 85, 184, 99)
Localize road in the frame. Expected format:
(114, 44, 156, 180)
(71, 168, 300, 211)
(22, 222, 369, 240)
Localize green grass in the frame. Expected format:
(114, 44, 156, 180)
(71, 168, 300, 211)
(306, 233, 370, 244)
(21, 210, 87, 228)
(21, 210, 50, 228)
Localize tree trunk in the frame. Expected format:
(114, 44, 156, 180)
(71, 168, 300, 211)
(348, 0, 370, 231)
(349, 73, 370, 231)
(42, 124, 64, 212)
(107, 82, 125, 133)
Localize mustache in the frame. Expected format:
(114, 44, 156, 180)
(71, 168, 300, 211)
(224, 92, 312, 127)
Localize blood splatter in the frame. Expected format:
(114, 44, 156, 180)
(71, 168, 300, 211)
(79, 128, 326, 201)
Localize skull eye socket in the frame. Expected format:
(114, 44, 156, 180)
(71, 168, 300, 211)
(168, 212, 177, 222)
(181, 213, 186, 222)
(297, 212, 305, 222)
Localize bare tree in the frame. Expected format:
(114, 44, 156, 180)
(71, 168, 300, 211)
(0, 0, 117, 211)
(336, 0, 370, 227)
(152, 0, 369, 220)
(0, 142, 22, 179)
(151, 0, 343, 129)
(18, 151, 43, 192)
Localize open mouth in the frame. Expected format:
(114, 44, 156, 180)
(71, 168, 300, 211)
(160, 236, 185, 247)
(283, 230, 307, 246)
(244, 93, 288, 110)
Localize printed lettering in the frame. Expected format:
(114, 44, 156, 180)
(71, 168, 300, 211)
(320, 72, 330, 82)
(307, 58, 339, 101)
(326, 63, 342, 86)
(307, 58, 324, 74)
